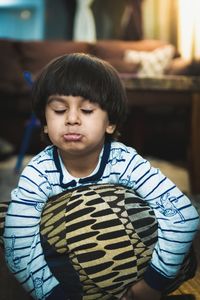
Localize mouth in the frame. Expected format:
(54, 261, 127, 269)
(63, 133, 82, 141)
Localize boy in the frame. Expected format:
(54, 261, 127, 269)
(3, 53, 199, 300)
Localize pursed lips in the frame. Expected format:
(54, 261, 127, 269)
(63, 133, 82, 141)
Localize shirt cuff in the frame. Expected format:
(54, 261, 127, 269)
(143, 265, 173, 292)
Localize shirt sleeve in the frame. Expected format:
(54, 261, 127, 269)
(128, 151, 199, 291)
(3, 165, 61, 299)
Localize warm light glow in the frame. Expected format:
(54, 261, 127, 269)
(178, 0, 200, 60)
(194, 2, 200, 59)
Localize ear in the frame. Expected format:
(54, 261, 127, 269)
(44, 125, 48, 133)
(106, 124, 116, 135)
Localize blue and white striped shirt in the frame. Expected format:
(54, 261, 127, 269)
(4, 141, 199, 299)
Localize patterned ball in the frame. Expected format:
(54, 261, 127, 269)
(40, 184, 158, 299)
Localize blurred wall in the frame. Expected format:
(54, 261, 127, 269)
(44, 0, 76, 40)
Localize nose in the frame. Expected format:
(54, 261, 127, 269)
(65, 108, 80, 125)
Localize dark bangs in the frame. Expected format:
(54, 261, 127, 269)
(32, 53, 127, 126)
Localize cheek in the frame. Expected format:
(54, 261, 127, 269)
(46, 112, 61, 128)
(44, 121, 59, 136)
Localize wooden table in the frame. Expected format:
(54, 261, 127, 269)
(121, 75, 200, 195)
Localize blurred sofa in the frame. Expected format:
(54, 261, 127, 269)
(0, 38, 197, 157)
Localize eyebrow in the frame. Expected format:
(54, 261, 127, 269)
(47, 96, 97, 107)
(47, 96, 66, 104)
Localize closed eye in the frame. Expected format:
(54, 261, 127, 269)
(81, 109, 93, 114)
(54, 110, 66, 114)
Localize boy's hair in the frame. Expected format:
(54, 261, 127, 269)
(32, 53, 128, 140)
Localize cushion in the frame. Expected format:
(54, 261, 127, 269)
(0, 184, 196, 298)
(0, 202, 7, 247)
(106, 58, 140, 74)
(0, 40, 25, 93)
(124, 45, 175, 76)
(40, 184, 157, 299)
(16, 41, 93, 74)
(92, 39, 170, 60)
(166, 57, 200, 76)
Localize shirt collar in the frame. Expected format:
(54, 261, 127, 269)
(53, 139, 111, 188)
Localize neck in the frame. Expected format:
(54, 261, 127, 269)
(59, 147, 103, 178)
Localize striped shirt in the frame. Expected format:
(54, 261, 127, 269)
(4, 141, 199, 299)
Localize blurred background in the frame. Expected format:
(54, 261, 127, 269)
(0, 0, 200, 170)
(0, 0, 199, 59)
(1, 2, 200, 300)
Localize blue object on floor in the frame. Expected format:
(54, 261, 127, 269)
(14, 72, 40, 172)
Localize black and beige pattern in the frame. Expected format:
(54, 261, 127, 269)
(40, 184, 158, 299)
(0, 186, 197, 299)
(0, 202, 8, 248)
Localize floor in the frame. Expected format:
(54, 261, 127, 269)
(168, 231, 200, 300)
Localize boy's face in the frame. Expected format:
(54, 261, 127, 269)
(44, 95, 115, 158)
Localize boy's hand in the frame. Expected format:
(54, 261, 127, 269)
(120, 279, 162, 300)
